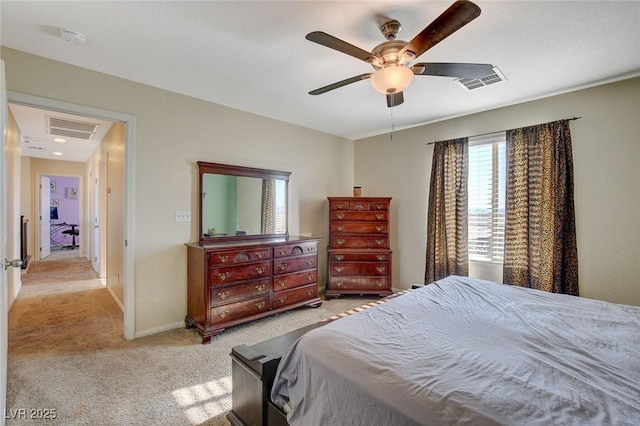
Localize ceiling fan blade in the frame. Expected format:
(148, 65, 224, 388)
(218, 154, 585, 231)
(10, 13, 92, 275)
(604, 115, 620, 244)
(413, 62, 493, 79)
(309, 74, 372, 95)
(386, 91, 404, 108)
(306, 31, 377, 64)
(399, 0, 481, 62)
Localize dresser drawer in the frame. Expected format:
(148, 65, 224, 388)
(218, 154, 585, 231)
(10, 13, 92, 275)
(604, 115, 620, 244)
(210, 279, 271, 306)
(210, 261, 271, 285)
(273, 270, 317, 291)
(273, 254, 317, 275)
(208, 248, 271, 265)
(210, 295, 272, 325)
(330, 222, 387, 234)
(272, 284, 318, 309)
(329, 251, 390, 262)
(273, 242, 318, 258)
(330, 235, 389, 249)
(331, 211, 388, 222)
(330, 262, 390, 276)
(327, 276, 390, 291)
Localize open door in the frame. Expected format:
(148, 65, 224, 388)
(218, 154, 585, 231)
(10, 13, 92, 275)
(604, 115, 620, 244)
(39, 176, 51, 259)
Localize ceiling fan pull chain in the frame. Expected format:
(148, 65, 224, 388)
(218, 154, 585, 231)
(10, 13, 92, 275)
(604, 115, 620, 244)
(390, 108, 395, 141)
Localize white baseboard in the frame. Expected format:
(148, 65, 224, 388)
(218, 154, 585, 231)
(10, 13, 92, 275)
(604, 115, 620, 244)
(135, 321, 185, 339)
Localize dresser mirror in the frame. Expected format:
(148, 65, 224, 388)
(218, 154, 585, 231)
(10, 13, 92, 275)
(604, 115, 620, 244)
(198, 161, 290, 242)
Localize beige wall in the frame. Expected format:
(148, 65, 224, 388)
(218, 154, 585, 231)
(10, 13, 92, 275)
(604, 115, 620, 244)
(6, 107, 21, 307)
(1, 48, 354, 336)
(355, 77, 640, 306)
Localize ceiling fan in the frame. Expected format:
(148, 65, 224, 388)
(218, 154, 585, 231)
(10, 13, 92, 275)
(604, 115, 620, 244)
(306, 0, 494, 107)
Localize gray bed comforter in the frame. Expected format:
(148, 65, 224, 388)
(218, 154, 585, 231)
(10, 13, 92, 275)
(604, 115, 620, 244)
(271, 276, 640, 425)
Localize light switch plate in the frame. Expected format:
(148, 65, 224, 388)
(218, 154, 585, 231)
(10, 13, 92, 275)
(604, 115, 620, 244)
(175, 210, 191, 222)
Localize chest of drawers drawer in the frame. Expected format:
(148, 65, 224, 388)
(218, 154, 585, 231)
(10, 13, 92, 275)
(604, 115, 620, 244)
(330, 222, 387, 234)
(328, 276, 390, 291)
(210, 261, 271, 285)
(273, 241, 317, 258)
(208, 247, 271, 265)
(329, 200, 389, 211)
(272, 284, 318, 309)
(210, 295, 272, 325)
(329, 262, 389, 276)
(273, 254, 317, 276)
(329, 251, 390, 262)
(330, 235, 389, 249)
(273, 269, 317, 291)
(331, 211, 388, 222)
(210, 278, 271, 306)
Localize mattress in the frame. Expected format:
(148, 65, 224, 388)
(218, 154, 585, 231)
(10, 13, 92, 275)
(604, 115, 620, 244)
(270, 276, 640, 425)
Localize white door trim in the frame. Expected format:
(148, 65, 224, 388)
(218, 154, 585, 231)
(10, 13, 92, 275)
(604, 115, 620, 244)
(8, 92, 136, 340)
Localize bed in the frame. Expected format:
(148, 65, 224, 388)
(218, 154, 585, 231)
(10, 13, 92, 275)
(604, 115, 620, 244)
(269, 276, 640, 425)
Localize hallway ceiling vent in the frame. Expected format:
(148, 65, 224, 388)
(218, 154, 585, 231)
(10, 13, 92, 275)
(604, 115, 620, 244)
(46, 116, 100, 140)
(456, 66, 507, 90)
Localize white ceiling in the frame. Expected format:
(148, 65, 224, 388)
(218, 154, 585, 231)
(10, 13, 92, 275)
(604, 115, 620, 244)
(1, 1, 639, 143)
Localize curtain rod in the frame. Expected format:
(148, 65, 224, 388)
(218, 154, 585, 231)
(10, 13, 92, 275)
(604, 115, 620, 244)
(425, 116, 582, 146)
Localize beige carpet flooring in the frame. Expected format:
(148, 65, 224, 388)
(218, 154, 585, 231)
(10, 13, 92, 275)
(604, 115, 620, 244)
(8, 257, 377, 425)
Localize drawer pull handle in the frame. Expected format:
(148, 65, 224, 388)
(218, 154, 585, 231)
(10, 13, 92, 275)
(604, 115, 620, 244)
(306, 246, 314, 252)
(278, 280, 287, 287)
(336, 203, 344, 209)
(376, 226, 384, 232)
(336, 225, 345, 232)
(377, 281, 384, 287)
(219, 311, 229, 319)
(307, 274, 314, 281)
(375, 204, 384, 210)
(279, 249, 286, 255)
(306, 290, 313, 297)
(336, 238, 345, 245)
(375, 239, 384, 245)
(336, 281, 343, 287)
(278, 263, 288, 271)
(217, 272, 231, 281)
(218, 291, 230, 300)
(376, 214, 384, 220)
(376, 266, 386, 273)
(377, 255, 386, 261)
(218, 255, 228, 263)
(278, 296, 287, 304)
(255, 284, 265, 292)
(256, 301, 266, 310)
(255, 267, 266, 274)
(256, 252, 265, 258)
(306, 259, 314, 265)
(335, 266, 344, 272)
(336, 213, 345, 219)
(354, 204, 365, 211)
(335, 255, 344, 261)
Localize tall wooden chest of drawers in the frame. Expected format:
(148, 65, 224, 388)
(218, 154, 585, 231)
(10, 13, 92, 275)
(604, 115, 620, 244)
(186, 236, 322, 343)
(326, 197, 392, 298)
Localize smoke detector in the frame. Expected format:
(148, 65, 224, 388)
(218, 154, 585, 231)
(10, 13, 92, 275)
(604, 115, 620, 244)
(59, 29, 87, 45)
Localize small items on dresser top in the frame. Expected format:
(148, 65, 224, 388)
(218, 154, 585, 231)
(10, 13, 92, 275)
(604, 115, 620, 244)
(326, 197, 392, 298)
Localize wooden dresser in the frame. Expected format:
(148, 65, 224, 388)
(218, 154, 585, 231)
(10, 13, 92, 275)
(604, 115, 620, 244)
(326, 197, 392, 298)
(186, 236, 322, 343)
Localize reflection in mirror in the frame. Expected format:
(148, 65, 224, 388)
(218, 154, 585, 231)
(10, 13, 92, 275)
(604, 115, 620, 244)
(202, 176, 286, 237)
(198, 162, 290, 242)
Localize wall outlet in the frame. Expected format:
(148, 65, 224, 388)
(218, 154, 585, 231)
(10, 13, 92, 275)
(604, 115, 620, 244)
(175, 210, 191, 222)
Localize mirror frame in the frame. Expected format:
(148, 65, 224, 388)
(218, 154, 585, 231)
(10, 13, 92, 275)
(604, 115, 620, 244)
(198, 161, 291, 243)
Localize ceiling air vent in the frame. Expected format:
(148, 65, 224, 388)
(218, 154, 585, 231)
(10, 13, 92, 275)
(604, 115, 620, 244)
(47, 116, 100, 140)
(457, 66, 507, 91)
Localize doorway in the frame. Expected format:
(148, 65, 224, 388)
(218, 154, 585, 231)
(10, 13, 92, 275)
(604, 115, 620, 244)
(40, 174, 82, 259)
(6, 92, 136, 340)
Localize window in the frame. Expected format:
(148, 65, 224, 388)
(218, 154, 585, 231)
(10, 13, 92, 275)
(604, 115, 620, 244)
(468, 132, 506, 262)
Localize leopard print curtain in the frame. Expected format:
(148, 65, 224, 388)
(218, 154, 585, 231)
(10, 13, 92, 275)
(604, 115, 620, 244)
(425, 138, 469, 283)
(503, 120, 579, 295)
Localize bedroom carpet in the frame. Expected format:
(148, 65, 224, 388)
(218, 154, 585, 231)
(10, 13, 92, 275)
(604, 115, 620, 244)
(8, 257, 378, 425)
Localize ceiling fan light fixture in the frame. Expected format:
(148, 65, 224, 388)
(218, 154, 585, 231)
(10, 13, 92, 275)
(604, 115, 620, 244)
(370, 65, 414, 95)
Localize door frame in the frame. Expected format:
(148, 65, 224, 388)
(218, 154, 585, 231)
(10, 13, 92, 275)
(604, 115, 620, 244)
(8, 92, 136, 340)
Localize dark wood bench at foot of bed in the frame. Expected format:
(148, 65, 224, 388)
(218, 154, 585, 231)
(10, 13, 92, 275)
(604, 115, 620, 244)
(227, 291, 412, 426)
